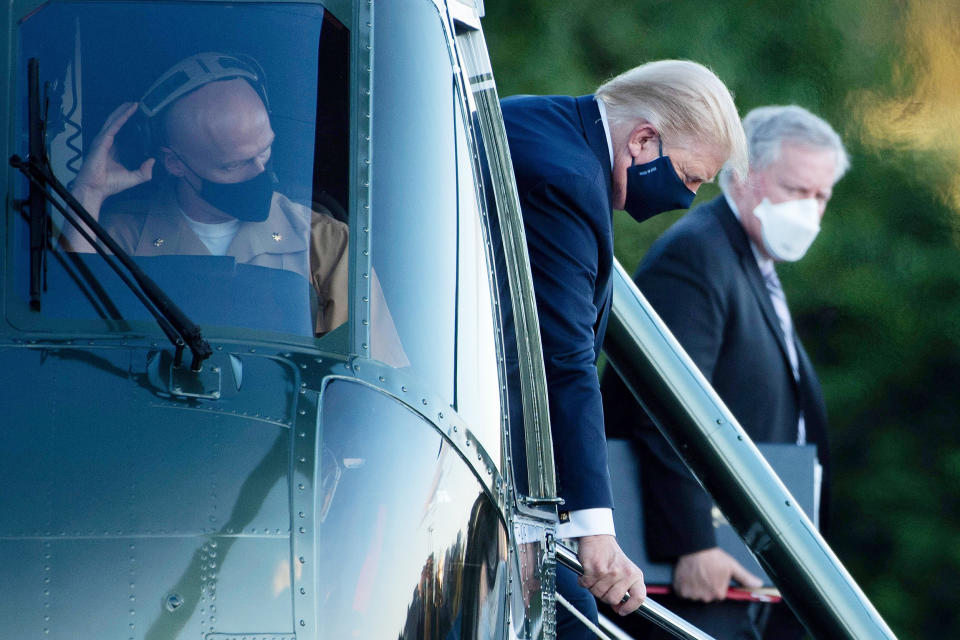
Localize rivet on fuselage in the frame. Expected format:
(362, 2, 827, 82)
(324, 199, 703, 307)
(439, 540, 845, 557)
(165, 593, 184, 611)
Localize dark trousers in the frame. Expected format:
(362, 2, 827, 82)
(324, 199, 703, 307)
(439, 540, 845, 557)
(556, 564, 599, 640)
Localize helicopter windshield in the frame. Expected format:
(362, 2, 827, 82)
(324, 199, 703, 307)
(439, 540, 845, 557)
(9, 1, 350, 342)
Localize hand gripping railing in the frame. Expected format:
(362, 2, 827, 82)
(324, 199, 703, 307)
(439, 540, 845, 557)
(555, 543, 715, 640)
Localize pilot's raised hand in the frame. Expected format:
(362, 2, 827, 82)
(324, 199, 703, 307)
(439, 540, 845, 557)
(71, 102, 155, 211)
(63, 102, 155, 252)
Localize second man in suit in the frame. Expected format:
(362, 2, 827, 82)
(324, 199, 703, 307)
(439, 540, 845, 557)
(603, 104, 849, 638)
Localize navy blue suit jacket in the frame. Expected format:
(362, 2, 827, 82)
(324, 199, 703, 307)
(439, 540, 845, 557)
(602, 196, 831, 557)
(501, 94, 615, 512)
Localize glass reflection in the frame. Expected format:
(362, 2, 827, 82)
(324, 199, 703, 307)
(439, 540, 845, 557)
(316, 381, 507, 639)
(13, 2, 350, 339)
(454, 97, 503, 463)
(369, 0, 456, 402)
(510, 521, 552, 640)
(465, 87, 528, 494)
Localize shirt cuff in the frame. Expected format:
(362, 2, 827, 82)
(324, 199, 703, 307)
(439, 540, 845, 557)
(557, 508, 616, 539)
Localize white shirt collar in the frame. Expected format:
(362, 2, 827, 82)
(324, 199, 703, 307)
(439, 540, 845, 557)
(723, 190, 774, 275)
(595, 96, 615, 170)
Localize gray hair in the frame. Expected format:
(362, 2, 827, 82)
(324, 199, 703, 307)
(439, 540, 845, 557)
(719, 105, 850, 190)
(596, 59, 748, 179)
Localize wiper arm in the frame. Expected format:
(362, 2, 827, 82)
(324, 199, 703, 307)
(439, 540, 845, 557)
(10, 56, 210, 371)
(26, 58, 46, 311)
(11, 152, 215, 370)
(10, 154, 213, 371)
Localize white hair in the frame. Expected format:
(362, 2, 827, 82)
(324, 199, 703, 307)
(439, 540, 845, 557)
(596, 59, 748, 179)
(719, 105, 850, 190)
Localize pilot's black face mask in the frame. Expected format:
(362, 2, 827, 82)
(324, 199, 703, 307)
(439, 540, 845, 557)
(174, 152, 276, 223)
(623, 138, 695, 223)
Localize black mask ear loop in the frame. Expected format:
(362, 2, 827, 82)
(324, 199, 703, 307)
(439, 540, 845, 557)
(165, 149, 207, 208)
(631, 133, 664, 167)
(168, 149, 202, 183)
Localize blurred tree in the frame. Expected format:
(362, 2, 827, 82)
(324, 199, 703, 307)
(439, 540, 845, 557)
(483, 0, 960, 636)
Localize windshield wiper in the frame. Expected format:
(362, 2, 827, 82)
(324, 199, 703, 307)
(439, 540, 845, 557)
(9, 58, 212, 371)
(26, 57, 46, 312)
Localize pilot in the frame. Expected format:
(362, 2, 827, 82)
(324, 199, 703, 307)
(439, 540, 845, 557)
(62, 52, 348, 336)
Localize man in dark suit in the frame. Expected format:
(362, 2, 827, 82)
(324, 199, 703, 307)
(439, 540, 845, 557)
(500, 60, 748, 638)
(602, 105, 849, 639)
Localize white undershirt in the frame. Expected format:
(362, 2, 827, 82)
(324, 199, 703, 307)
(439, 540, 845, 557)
(180, 209, 241, 256)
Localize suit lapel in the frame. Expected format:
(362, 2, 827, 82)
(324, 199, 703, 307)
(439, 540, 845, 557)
(712, 199, 797, 380)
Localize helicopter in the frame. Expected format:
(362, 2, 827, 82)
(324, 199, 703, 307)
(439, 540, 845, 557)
(0, 0, 896, 638)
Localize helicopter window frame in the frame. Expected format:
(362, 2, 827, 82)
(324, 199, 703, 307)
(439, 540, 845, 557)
(3, 0, 357, 350)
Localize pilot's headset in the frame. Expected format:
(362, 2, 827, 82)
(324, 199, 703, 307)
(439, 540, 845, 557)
(116, 52, 270, 170)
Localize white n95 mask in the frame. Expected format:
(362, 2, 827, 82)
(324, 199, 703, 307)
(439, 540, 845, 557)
(752, 197, 821, 261)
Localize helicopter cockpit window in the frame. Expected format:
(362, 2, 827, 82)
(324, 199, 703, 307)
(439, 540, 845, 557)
(10, 2, 350, 343)
(368, 0, 457, 402)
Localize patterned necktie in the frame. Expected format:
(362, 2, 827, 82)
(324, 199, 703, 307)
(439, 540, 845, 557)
(763, 266, 806, 444)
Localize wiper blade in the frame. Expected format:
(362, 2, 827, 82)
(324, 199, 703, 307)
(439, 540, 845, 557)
(27, 58, 46, 311)
(10, 55, 210, 370)
(10, 153, 213, 370)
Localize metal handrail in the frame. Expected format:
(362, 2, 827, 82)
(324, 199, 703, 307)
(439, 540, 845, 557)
(604, 258, 896, 639)
(555, 543, 715, 640)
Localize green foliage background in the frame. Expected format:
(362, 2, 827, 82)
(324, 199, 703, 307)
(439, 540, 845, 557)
(482, 1, 960, 637)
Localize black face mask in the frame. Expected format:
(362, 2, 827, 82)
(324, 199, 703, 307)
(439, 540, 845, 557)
(622, 139, 696, 223)
(176, 152, 276, 223)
